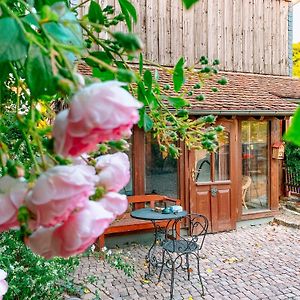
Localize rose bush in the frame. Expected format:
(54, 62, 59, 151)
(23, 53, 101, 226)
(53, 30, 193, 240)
(0, 79, 138, 263)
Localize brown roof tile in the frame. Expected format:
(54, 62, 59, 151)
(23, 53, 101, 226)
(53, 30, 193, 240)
(78, 64, 299, 116)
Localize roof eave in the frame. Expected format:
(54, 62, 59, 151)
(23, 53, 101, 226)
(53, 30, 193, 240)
(187, 110, 296, 117)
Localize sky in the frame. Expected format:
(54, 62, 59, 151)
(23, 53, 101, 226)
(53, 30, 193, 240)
(294, 3, 300, 42)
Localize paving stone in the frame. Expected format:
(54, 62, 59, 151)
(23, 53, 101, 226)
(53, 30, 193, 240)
(70, 224, 300, 300)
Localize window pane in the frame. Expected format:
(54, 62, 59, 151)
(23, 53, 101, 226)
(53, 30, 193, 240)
(241, 121, 269, 213)
(120, 138, 133, 196)
(194, 149, 211, 183)
(215, 134, 230, 181)
(145, 134, 178, 198)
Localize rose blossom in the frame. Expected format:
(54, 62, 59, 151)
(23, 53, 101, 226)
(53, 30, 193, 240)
(95, 152, 130, 192)
(0, 269, 8, 300)
(26, 164, 97, 227)
(27, 201, 114, 258)
(0, 176, 27, 232)
(53, 81, 143, 157)
(98, 192, 128, 217)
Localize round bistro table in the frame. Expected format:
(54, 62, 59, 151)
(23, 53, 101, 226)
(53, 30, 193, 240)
(130, 208, 187, 278)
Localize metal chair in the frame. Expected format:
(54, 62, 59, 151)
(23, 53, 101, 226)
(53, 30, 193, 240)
(158, 214, 209, 299)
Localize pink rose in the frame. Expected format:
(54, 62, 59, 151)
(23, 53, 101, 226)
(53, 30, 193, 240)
(0, 269, 8, 300)
(0, 176, 27, 232)
(95, 152, 130, 192)
(99, 192, 128, 217)
(28, 201, 114, 258)
(53, 81, 142, 157)
(26, 165, 97, 227)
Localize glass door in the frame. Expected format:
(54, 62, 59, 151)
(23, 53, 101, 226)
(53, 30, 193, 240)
(241, 120, 269, 213)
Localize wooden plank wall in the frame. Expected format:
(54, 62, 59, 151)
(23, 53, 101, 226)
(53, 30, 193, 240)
(79, 0, 290, 76)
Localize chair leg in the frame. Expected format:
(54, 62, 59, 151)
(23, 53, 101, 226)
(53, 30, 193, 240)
(175, 221, 180, 240)
(186, 254, 190, 281)
(170, 262, 175, 300)
(196, 254, 205, 296)
(158, 250, 165, 282)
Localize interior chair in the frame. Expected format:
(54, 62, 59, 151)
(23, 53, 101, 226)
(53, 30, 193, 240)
(242, 175, 252, 209)
(158, 214, 209, 299)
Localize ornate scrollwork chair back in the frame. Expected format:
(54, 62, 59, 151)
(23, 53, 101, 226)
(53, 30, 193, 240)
(158, 213, 209, 299)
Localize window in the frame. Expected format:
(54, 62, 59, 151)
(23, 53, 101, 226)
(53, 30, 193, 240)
(194, 132, 230, 183)
(241, 120, 269, 213)
(145, 133, 178, 198)
(120, 138, 133, 196)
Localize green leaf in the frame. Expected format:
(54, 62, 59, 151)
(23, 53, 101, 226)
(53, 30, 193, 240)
(93, 68, 115, 81)
(118, 0, 137, 31)
(0, 18, 28, 63)
(143, 70, 152, 92)
(154, 69, 159, 81)
(43, 4, 83, 51)
(85, 51, 113, 67)
(173, 57, 185, 92)
(25, 44, 56, 97)
(113, 32, 143, 52)
(168, 97, 189, 109)
(117, 69, 136, 82)
(88, 0, 105, 24)
(143, 112, 153, 132)
(284, 107, 300, 146)
(182, 0, 200, 9)
(43, 22, 82, 48)
(34, 0, 70, 11)
(22, 14, 40, 28)
(137, 82, 146, 103)
(139, 53, 143, 75)
(0, 62, 11, 83)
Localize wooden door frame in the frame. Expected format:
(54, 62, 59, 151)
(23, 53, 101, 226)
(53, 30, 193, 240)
(185, 117, 239, 231)
(131, 117, 282, 224)
(236, 117, 282, 221)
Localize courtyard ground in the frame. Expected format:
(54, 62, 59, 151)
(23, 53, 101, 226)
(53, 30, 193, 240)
(73, 223, 300, 300)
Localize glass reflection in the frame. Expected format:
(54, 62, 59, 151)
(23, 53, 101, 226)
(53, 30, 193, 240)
(194, 150, 211, 183)
(145, 134, 178, 198)
(215, 134, 230, 181)
(241, 121, 269, 213)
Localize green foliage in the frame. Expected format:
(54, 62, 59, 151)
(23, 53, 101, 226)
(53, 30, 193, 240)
(182, 0, 200, 9)
(25, 44, 56, 97)
(118, 0, 137, 31)
(100, 248, 135, 277)
(173, 57, 185, 92)
(0, 18, 28, 63)
(168, 96, 189, 109)
(88, 0, 105, 25)
(284, 107, 300, 146)
(285, 142, 300, 171)
(0, 231, 80, 300)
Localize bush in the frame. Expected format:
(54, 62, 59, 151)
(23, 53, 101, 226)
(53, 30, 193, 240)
(0, 231, 80, 300)
(285, 142, 300, 171)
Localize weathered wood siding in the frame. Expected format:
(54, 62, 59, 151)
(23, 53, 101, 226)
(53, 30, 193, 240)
(80, 0, 290, 75)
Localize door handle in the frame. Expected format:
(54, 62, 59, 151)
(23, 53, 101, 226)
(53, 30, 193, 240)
(211, 187, 218, 197)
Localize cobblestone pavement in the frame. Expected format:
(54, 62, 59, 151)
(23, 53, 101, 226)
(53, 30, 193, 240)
(74, 224, 300, 300)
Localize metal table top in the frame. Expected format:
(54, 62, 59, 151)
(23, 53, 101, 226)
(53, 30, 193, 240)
(130, 208, 187, 221)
